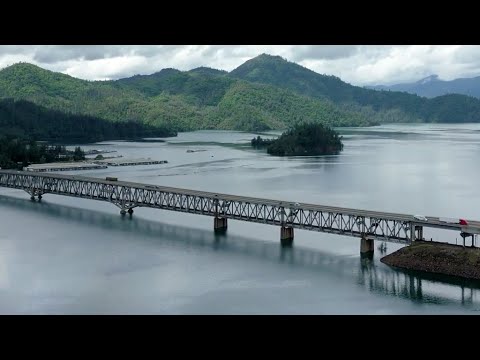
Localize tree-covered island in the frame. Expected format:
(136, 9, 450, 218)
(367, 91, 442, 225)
(251, 123, 344, 156)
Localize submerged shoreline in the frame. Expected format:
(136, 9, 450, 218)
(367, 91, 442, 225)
(381, 241, 480, 280)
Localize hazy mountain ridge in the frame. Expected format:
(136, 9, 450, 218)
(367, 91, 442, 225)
(367, 74, 480, 98)
(229, 54, 480, 123)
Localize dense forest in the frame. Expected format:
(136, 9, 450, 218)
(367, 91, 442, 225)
(1, 56, 480, 135)
(0, 136, 85, 169)
(251, 136, 275, 148)
(230, 54, 480, 123)
(0, 98, 176, 143)
(252, 123, 344, 156)
(0, 98, 177, 169)
(0, 63, 377, 132)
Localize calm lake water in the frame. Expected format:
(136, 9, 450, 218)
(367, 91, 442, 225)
(1, 123, 480, 314)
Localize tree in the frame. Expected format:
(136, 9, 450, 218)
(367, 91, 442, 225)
(73, 146, 85, 161)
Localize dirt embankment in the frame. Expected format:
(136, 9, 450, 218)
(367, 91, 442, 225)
(381, 241, 480, 280)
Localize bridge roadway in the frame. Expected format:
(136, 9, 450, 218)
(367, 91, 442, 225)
(1, 170, 479, 252)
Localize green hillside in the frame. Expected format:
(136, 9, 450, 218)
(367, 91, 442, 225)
(230, 54, 480, 123)
(0, 62, 374, 132)
(2, 55, 479, 135)
(0, 98, 175, 143)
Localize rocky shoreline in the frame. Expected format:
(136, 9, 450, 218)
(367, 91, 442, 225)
(381, 240, 480, 280)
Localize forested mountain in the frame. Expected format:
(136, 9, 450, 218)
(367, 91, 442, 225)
(229, 54, 480, 123)
(1, 55, 480, 136)
(188, 67, 229, 76)
(0, 62, 373, 132)
(367, 74, 480, 99)
(0, 98, 175, 143)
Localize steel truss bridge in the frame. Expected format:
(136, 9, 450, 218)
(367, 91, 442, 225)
(1, 170, 479, 251)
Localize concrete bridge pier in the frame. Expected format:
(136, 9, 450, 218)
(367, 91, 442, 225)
(281, 226, 294, 247)
(460, 232, 474, 247)
(120, 207, 134, 216)
(415, 226, 424, 241)
(409, 225, 424, 243)
(360, 236, 374, 258)
(27, 189, 42, 201)
(214, 217, 228, 233)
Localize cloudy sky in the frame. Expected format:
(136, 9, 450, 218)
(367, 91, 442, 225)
(1, 45, 479, 86)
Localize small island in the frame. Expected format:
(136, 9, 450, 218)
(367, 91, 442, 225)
(251, 122, 343, 156)
(381, 240, 480, 280)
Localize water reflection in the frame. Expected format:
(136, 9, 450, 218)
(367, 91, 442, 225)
(1, 194, 480, 308)
(359, 257, 480, 306)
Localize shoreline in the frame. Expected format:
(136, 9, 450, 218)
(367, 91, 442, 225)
(381, 240, 480, 281)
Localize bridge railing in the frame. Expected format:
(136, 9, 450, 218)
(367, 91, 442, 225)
(0, 170, 415, 243)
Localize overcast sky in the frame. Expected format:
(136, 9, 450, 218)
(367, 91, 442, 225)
(1, 45, 479, 86)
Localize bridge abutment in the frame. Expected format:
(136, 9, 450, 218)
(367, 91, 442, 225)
(214, 217, 228, 233)
(360, 237, 374, 256)
(281, 226, 294, 247)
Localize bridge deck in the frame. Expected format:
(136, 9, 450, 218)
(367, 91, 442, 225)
(1, 170, 478, 243)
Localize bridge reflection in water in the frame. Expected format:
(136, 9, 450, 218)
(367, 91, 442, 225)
(0, 194, 479, 308)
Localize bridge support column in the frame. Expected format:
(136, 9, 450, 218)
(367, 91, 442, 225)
(120, 209, 127, 215)
(415, 226, 423, 241)
(214, 217, 227, 233)
(281, 226, 294, 247)
(360, 237, 374, 257)
(128, 208, 134, 215)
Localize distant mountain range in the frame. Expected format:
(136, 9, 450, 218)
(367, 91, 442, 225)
(1, 54, 480, 135)
(367, 74, 480, 98)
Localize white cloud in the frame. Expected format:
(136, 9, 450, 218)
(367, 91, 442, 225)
(1, 45, 480, 86)
(62, 55, 149, 80)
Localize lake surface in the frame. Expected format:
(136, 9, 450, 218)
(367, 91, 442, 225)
(1, 123, 480, 314)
